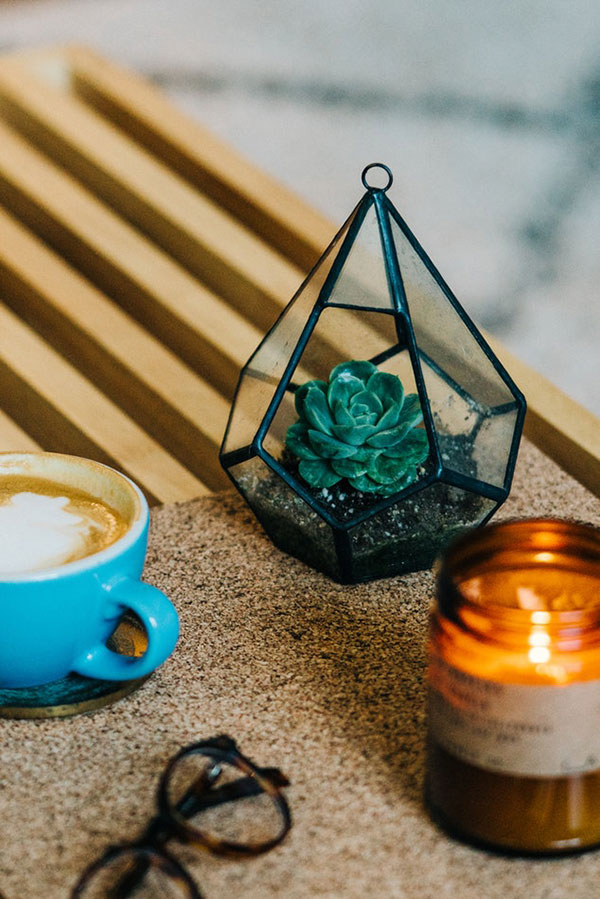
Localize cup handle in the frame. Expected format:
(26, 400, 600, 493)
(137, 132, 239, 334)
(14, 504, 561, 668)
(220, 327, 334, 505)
(72, 578, 179, 681)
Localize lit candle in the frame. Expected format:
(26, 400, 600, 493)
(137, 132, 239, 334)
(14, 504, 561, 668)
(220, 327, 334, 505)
(426, 519, 600, 854)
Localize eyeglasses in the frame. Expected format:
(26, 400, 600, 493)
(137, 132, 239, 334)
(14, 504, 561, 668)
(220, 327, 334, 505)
(72, 734, 292, 898)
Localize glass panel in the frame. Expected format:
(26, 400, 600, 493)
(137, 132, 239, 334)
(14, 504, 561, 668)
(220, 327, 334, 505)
(263, 308, 432, 511)
(419, 354, 480, 438)
(222, 214, 354, 456)
(263, 389, 296, 461)
(263, 307, 399, 461)
(326, 204, 394, 310)
(419, 355, 518, 488)
(347, 482, 496, 581)
(292, 306, 400, 382)
(472, 406, 519, 488)
(228, 456, 341, 580)
(390, 216, 515, 409)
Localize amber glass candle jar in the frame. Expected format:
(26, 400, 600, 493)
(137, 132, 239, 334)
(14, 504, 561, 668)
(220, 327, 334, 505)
(426, 518, 600, 854)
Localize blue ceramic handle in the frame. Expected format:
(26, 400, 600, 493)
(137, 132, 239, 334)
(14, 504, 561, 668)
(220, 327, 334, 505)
(72, 578, 179, 681)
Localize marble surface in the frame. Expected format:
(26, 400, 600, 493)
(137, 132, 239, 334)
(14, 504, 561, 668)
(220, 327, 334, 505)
(0, 0, 598, 414)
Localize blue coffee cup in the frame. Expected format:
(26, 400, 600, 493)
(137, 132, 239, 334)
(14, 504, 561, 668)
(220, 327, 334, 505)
(0, 452, 179, 688)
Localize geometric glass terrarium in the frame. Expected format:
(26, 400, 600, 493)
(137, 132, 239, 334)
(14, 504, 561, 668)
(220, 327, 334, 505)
(220, 164, 526, 584)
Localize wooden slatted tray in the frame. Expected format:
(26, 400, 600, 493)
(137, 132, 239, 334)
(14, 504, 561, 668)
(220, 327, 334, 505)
(0, 45, 597, 504)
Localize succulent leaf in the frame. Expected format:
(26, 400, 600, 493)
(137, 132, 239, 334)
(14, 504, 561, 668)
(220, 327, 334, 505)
(367, 371, 404, 407)
(331, 401, 355, 428)
(308, 430, 357, 459)
(397, 394, 423, 429)
(331, 422, 378, 445)
(285, 422, 320, 460)
(294, 380, 327, 417)
(285, 359, 429, 498)
(330, 360, 377, 383)
(331, 458, 369, 478)
(367, 454, 410, 485)
(349, 446, 376, 463)
(366, 423, 411, 448)
(298, 459, 341, 488)
(350, 390, 383, 417)
(371, 401, 402, 433)
(302, 385, 334, 434)
(382, 429, 429, 462)
(328, 374, 365, 410)
(402, 429, 429, 452)
(347, 472, 380, 493)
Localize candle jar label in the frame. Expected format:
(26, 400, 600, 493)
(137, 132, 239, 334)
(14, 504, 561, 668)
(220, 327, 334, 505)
(428, 656, 600, 777)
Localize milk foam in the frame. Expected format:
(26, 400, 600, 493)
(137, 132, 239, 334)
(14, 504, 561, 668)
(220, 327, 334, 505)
(0, 491, 101, 574)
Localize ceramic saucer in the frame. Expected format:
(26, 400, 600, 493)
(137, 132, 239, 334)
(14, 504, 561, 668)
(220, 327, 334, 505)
(0, 613, 149, 719)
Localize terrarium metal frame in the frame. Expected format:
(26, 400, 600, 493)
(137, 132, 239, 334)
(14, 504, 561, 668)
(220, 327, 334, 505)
(220, 163, 526, 584)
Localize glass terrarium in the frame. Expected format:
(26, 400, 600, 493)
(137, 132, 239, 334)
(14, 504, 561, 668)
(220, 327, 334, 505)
(220, 164, 526, 584)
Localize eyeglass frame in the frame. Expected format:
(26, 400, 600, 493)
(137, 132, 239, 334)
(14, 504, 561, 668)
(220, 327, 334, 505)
(71, 734, 292, 898)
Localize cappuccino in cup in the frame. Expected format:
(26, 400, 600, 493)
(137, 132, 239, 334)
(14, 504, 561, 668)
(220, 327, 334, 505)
(0, 476, 129, 575)
(0, 452, 178, 687)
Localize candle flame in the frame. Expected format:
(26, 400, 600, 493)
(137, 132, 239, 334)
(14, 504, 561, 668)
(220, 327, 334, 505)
(529, 629, 551, 647)
(528, 646, 551, 664)
(534, 552, 556, 564)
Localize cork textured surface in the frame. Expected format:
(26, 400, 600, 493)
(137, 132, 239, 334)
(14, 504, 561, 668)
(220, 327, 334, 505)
(1, 437, 600, 898)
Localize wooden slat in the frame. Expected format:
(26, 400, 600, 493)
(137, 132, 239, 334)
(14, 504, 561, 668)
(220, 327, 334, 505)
(0, 57, 304, 334)
(62, 44, 332, 272)
(0, 117, 263, 400)
(0, 302, 206, 504)
(0, 409, 41, 452)
(0, 118, 366, 384)
(0, 205, 230, 491)
(484, 335, 600, 498)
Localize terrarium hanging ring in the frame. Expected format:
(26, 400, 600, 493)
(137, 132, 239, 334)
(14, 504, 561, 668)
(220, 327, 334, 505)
(220, 162, 526, 584)
(361, 162, 393, 192)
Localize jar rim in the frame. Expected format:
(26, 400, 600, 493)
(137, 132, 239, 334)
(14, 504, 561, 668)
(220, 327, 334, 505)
(437, 517, 600, 627)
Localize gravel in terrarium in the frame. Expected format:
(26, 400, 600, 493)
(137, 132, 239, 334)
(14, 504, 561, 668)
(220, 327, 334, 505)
(235, 445, 493, 583)
(346, 480, 491, 581)
(234, 456, 342, 580)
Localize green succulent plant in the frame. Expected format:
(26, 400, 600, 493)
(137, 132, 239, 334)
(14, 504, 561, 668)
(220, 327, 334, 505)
(285, 360, 429, 497)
